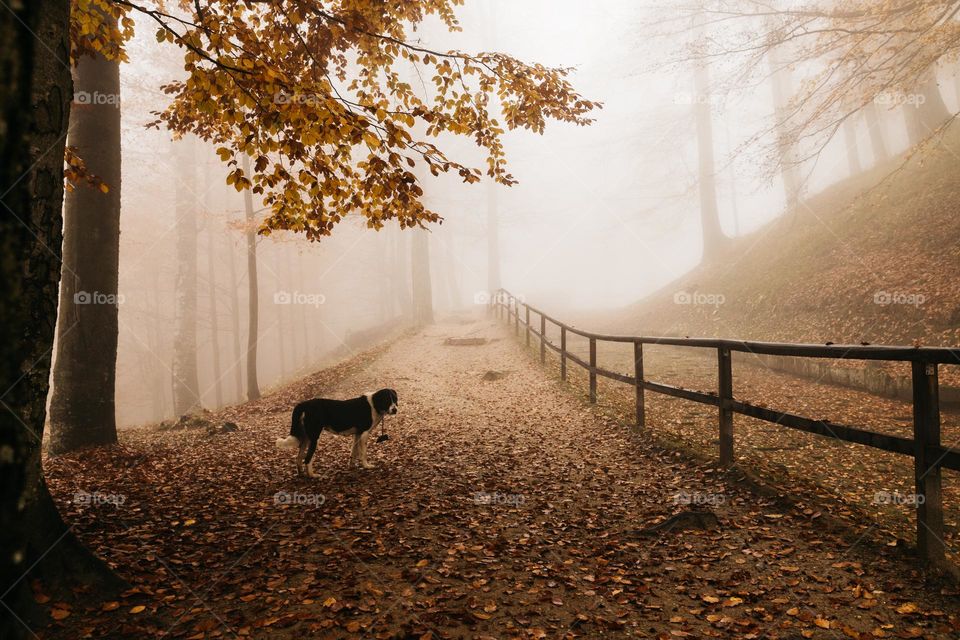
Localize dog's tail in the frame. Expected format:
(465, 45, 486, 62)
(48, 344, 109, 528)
(276, 402, 307, 449)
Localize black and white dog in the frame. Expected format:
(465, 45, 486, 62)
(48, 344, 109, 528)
(276, 389, 398, 477)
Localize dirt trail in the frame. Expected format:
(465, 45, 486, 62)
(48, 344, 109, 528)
(43, 315, 960, 639)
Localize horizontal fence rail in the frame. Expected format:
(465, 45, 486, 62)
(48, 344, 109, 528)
(490, 289, 959, 567)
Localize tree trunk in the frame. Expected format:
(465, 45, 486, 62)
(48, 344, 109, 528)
(147, 267, 169, 421)
(486, 180, 501, 296)
(276, 268, 289, 380)
(297, 249, 310, 370)
(411, 228, 433, 326)
(225, 221, 243, 403)
(863, 102, 890, 164)
(442, 232, 462, 309)
(284, 251, 303, 372)
(172, 138, 201, 415)
(242, 155, 261, 400)
(903, 71, 952, 145)
(1, 3, 122, 635)
(843, 117, 862, 176)
(767, 38, 803, 211)
(692, 51, 725, 261)
(723, 117, 740, 236)
(396, 228, 413, 320)
(205, 217, 223, 408)
(433, 233, 451, 312)
(48, 22, 121, 454)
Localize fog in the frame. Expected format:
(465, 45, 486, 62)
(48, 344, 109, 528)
(88, 0, 957, 427)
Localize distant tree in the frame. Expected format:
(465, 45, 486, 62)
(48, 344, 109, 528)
(843, 118, 862, 176)
(204, 208, 224, 409)
(486, 182, 502, 293)
(241, 154, 262, 400)
(483, 0, 502, 293)
(766, 32, 802, 208)
(1, 2, 122, 634)
(172, 137, 202, 415)
(691, 15, 726, 260)
(863, 102, 890, 163)
(223, 210, 244, 402)
(902, 71, 953, 146)
(411, 228, 434, 326)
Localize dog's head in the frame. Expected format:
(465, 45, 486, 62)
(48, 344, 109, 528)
(371, 388, 398, 416)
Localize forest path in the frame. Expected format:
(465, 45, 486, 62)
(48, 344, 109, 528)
(43, 314, 960, 639)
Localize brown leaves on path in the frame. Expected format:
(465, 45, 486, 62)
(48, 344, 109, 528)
(41, 317, 960, 638)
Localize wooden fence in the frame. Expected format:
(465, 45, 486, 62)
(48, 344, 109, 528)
(491, 289, 960, 567)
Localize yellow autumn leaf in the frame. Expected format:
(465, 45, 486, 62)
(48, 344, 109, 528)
(896, 602, 919, 614)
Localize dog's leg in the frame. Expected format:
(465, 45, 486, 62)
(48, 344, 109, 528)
(359, 429, 373, 469)
(297, 440, 307, 476)
(350, 434, 361, 467)
(304, 438, 319, 478)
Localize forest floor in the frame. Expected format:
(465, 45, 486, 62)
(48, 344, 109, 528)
(40, 314, 960, 639)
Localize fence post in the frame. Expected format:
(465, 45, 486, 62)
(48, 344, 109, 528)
(589, 337, 597, 403)
(634, 341, 644, 431)
(525, 306, 530, 347)
(718, 347, 734, 466)
(560, 326, 567, 381)
(540, 315, 546, 363)
(514, 299, 519, 336)
(912, 361, 944, 565)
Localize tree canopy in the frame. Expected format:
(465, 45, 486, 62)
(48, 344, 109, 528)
(71, 0, 600, 239)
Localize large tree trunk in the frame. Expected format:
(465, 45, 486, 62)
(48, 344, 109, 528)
(48, 23, 121, 454)
(863, 102, 890, 164)
(1, 3, 122, 636)
(172, 138, 201, 415)
(411, 228, 434, 326)
(242, 155, 261, 400)
(692, 51, 725, 261)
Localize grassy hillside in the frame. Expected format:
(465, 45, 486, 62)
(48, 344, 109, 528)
(596, 125, 960, 354)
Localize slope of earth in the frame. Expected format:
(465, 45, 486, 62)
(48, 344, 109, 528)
(584, 123, 960, 385)
(38, 315, 960, 639)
